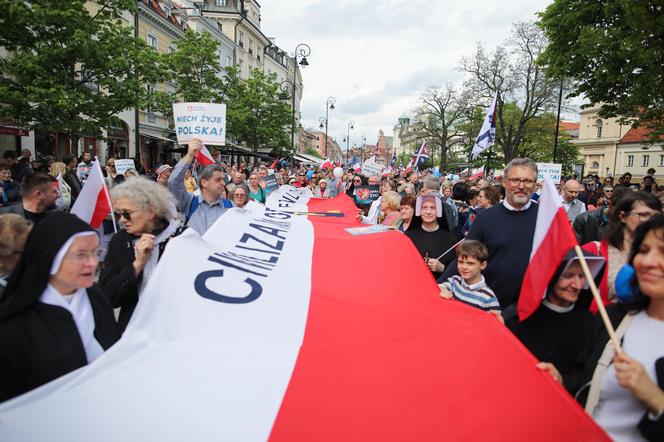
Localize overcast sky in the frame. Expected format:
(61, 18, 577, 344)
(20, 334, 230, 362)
(259, 0, 561, 151)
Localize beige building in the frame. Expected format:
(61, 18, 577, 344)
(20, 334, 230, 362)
(573, 104, 632, 178)
(615, 126, 664, 179)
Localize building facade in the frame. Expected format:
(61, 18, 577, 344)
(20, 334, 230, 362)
(573, 105, 632, 178)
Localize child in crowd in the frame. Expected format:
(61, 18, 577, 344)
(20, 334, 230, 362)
(438, 240, 500, 312)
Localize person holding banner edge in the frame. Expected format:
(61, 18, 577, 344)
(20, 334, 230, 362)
(168, 138, 232, 235)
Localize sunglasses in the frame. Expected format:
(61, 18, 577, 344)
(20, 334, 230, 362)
(113, 210, 136, 221)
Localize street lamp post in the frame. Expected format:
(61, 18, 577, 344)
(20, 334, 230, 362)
(318, 117, 327, 158)
(361, 136, 367, 163)
(344, 120, 354, 164)
(324, 97, 336, 158)
(282, 43, 311, 158)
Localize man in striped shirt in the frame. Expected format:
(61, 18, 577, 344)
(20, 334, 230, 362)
(439, 240, 500, 312)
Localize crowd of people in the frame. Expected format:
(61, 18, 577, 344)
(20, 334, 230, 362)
(0, 139, 661, 440)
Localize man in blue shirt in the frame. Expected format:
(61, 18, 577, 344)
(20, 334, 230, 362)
(168, 139, 232, 235)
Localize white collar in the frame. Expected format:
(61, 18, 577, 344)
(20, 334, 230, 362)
(460, 274, 487, 291)
(39, 284, 104, 362)
(542, 299, 575, 313)
(502, 199, 532, 212)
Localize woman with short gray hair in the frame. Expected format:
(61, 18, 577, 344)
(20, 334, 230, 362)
(99, 177, 181, 333)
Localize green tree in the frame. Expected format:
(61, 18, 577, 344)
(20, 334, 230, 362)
(516, 111, 580, 175)
(224, 67, 291, 154)
(0, 0, 165, 149)
(155, 29, 226, 114)
(539, 1, 664, 139)
(460, 22, 561, 162)
(413, 84, 470, 172)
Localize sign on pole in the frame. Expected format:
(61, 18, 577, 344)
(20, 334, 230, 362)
(173, 102, 226, 145)
(361, 158, 383, 178)
(536, 163, 563, 184)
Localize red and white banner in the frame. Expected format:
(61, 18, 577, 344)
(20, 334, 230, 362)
(518, 176, 578, 320)
(0, 188, 607, 441)
(69, 160, 112, 229)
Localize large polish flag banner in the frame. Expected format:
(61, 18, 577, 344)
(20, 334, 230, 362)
(0, 188, 607, 441)
(69, 159, 112, 229)
(518, 176, 579, 320)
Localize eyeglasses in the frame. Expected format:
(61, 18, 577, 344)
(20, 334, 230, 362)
(353, 179, 361, 183)
(65, 248, 104, 263)
(113, 209, 137, 221)
(506, 177, 536, 187)
(108, 163, 116, 167)
(627, 211, 658, 222)
(234, 193, 247, 198)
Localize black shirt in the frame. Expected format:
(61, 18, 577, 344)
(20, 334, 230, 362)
(405, 226, 458, 279)
(23, 209, 48, 225)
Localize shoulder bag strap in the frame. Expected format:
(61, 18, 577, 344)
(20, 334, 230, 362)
(584, 313, 634, 414)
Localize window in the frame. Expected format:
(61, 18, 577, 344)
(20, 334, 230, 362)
(660, 154, 664, 167)
(642, 155, 650, 167)
(594, 118, 603, 138)
(168, 46, 176, 53)
(627, 155, 634, 167)
(147, 34, 157, 48)
(238, 31, 244, 47)
(591, 161, 600, 169)
(226, 55, 232, 67)
(216, 0, 226, 5)
(163, 5, 171, 17)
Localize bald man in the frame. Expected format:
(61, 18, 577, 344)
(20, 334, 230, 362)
(561, 179, 586, 222)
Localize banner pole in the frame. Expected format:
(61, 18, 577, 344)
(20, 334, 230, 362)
(574, 245, 622, 353)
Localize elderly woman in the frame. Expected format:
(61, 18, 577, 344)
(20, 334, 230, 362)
(230, 183, 250, 208)
(0, 214, 118, 401)
(582, 191, 661, 310)
(379, 191, 402, 227)
(405, 194, 458, 279)
(49, 161, 72, 210)
(100, 177, 179, 333)
(399, 195, 416, 232)
(314, 179, 328, 198)
(580, 215, 664, 441)
(0, 214, 32, 299)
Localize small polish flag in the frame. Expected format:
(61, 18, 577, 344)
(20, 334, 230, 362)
(196, 144, 215, 166)
(321, 159, 334, 169)
(55, 173, 64, 190)
(517, 176, 578, 320)
(70, 159, 113, 229)
(352, 163, 361, 173)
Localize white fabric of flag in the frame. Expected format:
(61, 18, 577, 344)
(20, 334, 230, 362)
(470, 93, 498, 160)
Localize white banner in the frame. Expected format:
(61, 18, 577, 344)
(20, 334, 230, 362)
(361, 157, 383, 178)
(536, 162, 563, 184)
(113, 159, 135, 175)
(0, 187, 315, 441)
(173, 102, 226, 145)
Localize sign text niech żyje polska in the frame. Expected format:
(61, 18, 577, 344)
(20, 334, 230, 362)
(173, 102, 227, 145)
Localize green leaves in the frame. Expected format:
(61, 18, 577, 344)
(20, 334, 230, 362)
(539, 0, 664, 140)
(0, 0, 164, 140)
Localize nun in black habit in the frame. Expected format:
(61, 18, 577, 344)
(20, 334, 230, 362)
(0, 213, 118, 402)
(506, 248, 605, 395)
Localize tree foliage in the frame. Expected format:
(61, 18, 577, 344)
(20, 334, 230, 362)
(539, 1, 664, 139)
(460, 22, 561, 163)
(155, 29, 226, 114)
(224, 67, 291, 154)
(0, 0, 164, 143)
(413, 84, 470, 172)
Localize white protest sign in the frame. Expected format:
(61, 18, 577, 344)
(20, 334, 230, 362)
(361, 158, 384, 177)
(536, 162, 562, 184)
(114, 159, 135, 175)
(173, 102, 226, 145)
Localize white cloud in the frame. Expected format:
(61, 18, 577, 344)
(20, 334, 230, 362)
(260, 0, 554, 148)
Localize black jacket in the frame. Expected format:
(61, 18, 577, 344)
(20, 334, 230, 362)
(99, 229, 143, 333)
(577, 304, 664, 441)
(573, 207, 608, 244)
(63, 169, 82, 202)
(0, 286, 118, 402)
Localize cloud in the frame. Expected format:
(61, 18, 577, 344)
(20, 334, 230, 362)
(260, 0, 553, 147)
